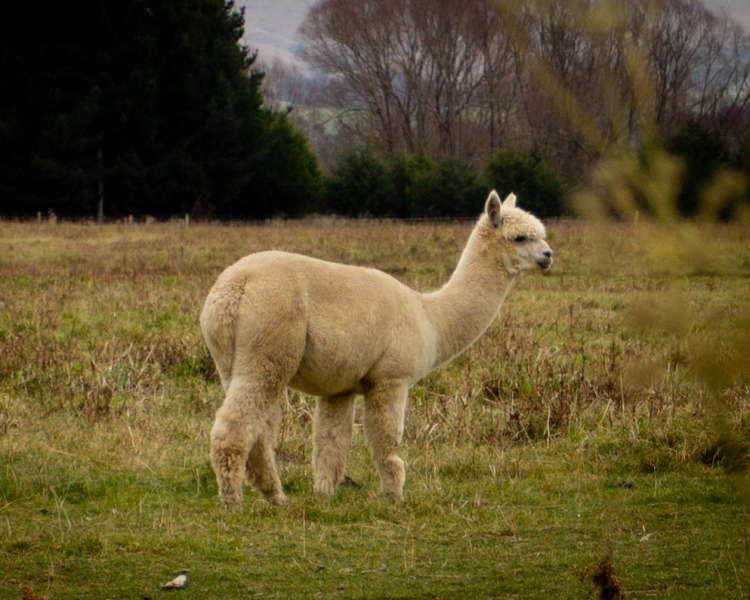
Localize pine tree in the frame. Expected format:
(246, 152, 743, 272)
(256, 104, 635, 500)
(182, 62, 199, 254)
(0, 0, 321, 219)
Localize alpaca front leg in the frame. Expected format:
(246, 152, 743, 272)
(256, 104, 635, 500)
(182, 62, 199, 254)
(364, 382, 408, 498)
(313, 393, 356, 497)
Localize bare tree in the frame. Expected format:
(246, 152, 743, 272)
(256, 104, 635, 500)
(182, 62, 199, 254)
(297, 0, 750, 180)
(299, 0, 408, 156)
(497, 0, 750, 177)
(298, 0, 519, 165)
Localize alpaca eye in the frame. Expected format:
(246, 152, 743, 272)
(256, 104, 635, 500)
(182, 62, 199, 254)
(514, 235, 527, 243)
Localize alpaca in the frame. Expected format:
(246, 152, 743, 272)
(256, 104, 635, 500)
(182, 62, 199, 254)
(200, 191, 553, 507)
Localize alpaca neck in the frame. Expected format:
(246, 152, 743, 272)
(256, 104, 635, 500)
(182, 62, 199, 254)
(422, 219, 517, 369)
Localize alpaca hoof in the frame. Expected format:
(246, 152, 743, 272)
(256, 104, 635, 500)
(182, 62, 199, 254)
(221, 497, 242, 510)
(219, 486, 243, 509)
(314, 480, 336, 498)
(264, 490, 288, 507)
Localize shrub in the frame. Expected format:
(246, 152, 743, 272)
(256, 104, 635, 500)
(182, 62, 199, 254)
(323, 146, 394, 216)
(338, 151, 485, 218)
(483, 149, 567, 218)
(389, 152, 436, 218)
(663, 120, 734, 218)
(325, 147, 563, 219)
(433, 158, 486, 217)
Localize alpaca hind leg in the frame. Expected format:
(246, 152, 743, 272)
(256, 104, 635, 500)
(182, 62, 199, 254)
(363, 382, 408, 498)
(210, 376, 273, 508)
(245, 401, 287, 506)
(312, 393, 356, 497)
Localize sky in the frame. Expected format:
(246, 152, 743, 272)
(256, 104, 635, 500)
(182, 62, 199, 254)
(236, 0, 750, 67)
(706, 0, 750, 29)
(238, 0, 310, 66)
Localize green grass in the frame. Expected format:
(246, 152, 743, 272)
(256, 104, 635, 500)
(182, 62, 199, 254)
(1, 218, 749, 599)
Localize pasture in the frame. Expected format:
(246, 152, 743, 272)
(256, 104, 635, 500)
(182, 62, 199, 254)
(0, 217, 748, 599)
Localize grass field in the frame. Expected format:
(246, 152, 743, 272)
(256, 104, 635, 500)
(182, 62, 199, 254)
(0, 216, 749, 599)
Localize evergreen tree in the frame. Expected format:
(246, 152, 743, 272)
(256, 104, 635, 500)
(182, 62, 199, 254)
(0, 0, 115, 215)
(148, 0, 265, 217)
(237, 111, 322, 218)
(0, 0, 319, 219)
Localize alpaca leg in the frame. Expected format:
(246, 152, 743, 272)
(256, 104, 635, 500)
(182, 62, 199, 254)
(216, 365, 232, 393)
(363, 382, 408, 498)
(245, 401, 287, 506)
(210, 375, 274, 508)
(312, 393, 356, 497)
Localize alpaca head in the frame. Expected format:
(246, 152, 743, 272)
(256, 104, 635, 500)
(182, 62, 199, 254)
(485, 190, 553, 271)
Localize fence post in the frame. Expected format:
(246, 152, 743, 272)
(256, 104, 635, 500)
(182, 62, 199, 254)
(178, 214, 189, 270)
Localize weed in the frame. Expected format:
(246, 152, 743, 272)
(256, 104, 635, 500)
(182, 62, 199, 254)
(576, 554, 626, 599)
(20, 586, 45, 600)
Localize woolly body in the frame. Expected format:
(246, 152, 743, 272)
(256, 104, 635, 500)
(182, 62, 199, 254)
(201, 191, 552, 507)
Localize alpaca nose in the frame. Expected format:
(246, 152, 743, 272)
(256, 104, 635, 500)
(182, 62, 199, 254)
(538, 247, 553, 269)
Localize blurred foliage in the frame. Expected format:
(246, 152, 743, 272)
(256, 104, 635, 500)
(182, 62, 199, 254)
(528, 0, 750, 484)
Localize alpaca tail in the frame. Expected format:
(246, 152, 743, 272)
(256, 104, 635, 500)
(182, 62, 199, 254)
(200, 277, 247, 382)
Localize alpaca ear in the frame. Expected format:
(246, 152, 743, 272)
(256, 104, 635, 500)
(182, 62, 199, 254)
(485, 190, 502, 228)
(503, 193, 517, 209)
